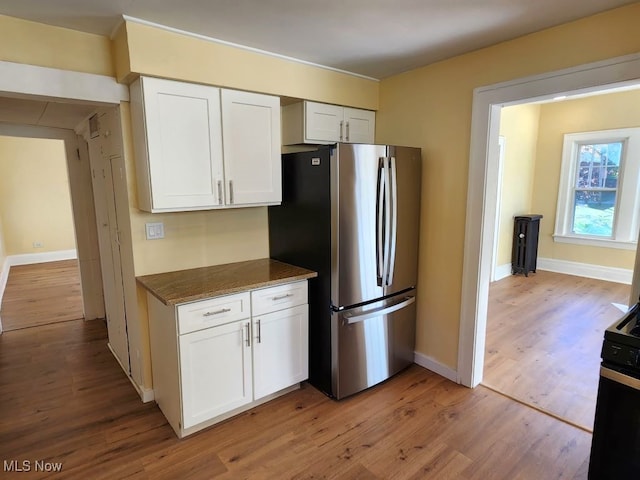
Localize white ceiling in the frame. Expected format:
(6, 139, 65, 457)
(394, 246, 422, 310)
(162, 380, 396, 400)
(0, 0, 636, 79)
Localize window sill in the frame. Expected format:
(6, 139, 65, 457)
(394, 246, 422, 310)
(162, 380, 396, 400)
(553, 234, 637, 251)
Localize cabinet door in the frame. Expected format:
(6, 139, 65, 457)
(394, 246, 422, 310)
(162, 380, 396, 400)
(179, 320, 252, 429)
(140, 77, 224, 211)
(221, 89, 281, 206)
(343, 107, 376, 144)
(252, 304, 309, 400)
(305, 101, 344, 143)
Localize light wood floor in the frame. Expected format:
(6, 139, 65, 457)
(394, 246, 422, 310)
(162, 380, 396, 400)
(0, 319, 592, 479)
(0, 260, 84, 331)
(484, 270, 630, 432)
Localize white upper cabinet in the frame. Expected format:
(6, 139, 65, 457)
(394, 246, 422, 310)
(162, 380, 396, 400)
(221, 90, 282, 206)
(282, 100, 376, 145)
(130, 76, 281, 213)
(130, 77, 224, 212)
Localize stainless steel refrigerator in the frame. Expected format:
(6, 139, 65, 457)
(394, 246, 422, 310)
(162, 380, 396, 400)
(269, 143, 421, 399)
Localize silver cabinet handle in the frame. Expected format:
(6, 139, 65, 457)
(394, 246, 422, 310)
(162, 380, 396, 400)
(203, 308, 231, 317)
(229, 180, 234, 204)
(345, 121, 350, 142)
(217, 180, 223, 205)
(339, 120, 344, 142)
(256, 319, 262, 343)
(245, 322, 251, 347)
(272, 293, 293, 301)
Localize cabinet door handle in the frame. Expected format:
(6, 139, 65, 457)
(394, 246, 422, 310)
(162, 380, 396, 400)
(203, 308, 231, 317)
(245, 322, 251, 347)
(345, 121, 350, 142)
(272, 293, 293, 301)
(339, 120, 343, 142)
(229, 180, 234, 204)
(217, 180, 223, 205)
(256, 319, 262, 343)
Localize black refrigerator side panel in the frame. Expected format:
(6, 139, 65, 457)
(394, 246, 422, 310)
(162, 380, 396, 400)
(268, 150, 333, 397)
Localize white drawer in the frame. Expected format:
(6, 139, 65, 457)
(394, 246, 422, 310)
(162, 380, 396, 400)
(177, 292, 251, 335)
(251, 281, 308, 316)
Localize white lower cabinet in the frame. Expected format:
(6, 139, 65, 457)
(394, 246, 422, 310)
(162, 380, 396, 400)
(253, 304, 309, 400)
(179, 320, 253, 429)
(147, 280, 308, 437)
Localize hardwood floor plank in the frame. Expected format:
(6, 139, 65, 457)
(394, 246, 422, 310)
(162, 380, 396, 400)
(484, 270, 629, 431)
(0, 318, 592, 479)
(0, 260, 84, 331)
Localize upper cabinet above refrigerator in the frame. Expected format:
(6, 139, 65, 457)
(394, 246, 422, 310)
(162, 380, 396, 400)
(281, 100, 375, 145)
(130, 76, 282, 213)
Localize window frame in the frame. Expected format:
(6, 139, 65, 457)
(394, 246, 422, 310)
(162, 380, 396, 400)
(553, 127, 640, 251)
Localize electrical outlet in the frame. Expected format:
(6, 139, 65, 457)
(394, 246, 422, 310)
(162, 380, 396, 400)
(33, 241, 43, 248)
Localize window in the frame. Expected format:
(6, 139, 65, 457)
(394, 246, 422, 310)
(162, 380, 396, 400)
(554, 128, 640, 250)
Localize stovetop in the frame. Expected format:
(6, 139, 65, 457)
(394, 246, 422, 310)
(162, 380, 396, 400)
(602, 303, 640, 370)
(605, 303, 640, 346)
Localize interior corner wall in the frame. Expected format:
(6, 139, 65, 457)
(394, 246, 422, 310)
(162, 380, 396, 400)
(376, 2, 640, 372)
(0, 136, 76, 256)
(496, 104, 541, 268)
(532, 89, 640, 270)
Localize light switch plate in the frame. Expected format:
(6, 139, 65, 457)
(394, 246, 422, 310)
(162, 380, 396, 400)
(145, 222, 165, 240)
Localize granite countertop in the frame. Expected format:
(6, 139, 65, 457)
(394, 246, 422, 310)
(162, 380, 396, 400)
(136, 258, 317, 306)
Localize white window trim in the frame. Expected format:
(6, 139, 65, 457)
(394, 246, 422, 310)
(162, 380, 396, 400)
(553, 127, 640, 250)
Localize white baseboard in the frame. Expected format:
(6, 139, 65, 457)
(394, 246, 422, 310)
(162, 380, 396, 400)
(107, 342, 155, 403)
(0, 256, 10, 306)
(493, 263, 512, 282)
(7, 249, 77, 267)
(537, 257, 632, 285)
(414, 351, 458, 383)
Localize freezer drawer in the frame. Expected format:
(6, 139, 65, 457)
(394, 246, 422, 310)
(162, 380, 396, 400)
(334, 292, 416, 399)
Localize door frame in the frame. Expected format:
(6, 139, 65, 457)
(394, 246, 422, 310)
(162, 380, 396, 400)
(458, 52, 640, 387)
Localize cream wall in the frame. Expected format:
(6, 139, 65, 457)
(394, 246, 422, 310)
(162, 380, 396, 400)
(496, 104, 541, 267)
(0, 136, 76, 255)
(0, 213, 6, 266)
(0, 14, 113, 76)
(531, 90, 640, 269)
(114, 21, 379, 110)
(376, 3, 640, 370)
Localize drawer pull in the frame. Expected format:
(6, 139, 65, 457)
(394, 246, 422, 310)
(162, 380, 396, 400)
(203, 308, 232, 317)
(272, 293, 293, 301)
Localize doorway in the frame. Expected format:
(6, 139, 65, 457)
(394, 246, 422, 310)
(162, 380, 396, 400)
(458, 52, 640, 390)
(480, 90, 637, 429)
(0, 135, 83, 331)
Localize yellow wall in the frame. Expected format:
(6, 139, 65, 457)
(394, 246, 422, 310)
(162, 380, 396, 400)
(113, 21, 379, 110)
(496, 104, 541, 267)
(0, 136, 76, 255)
(0, 213, 5, 266)
(0, 14, 113, 76)
(376, 3, 640, 370)
(532, 89, 640, 269)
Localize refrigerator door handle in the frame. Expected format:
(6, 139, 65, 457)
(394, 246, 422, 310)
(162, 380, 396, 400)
(387, 156, 398, 286)
(382, 157, 392, 286)
(343, 296, 416, 325)
(376, 158, 386, 286)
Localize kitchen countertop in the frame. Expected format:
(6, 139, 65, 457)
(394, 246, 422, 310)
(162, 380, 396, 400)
(136, 258, 317, 306)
